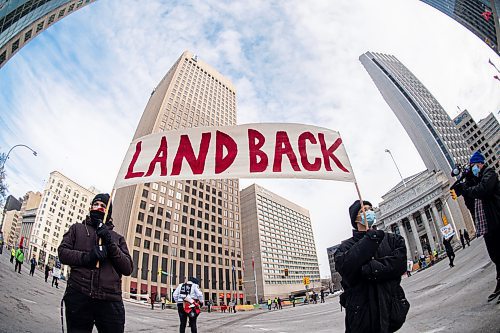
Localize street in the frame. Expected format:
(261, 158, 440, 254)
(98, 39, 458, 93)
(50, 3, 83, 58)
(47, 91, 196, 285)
(0, 238, 499, 332)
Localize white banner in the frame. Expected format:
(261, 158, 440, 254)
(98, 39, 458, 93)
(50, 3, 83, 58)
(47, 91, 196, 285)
(114, 123, 355, 189)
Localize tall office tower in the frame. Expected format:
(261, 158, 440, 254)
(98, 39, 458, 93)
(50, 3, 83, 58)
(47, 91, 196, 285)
(360, 51, 474, 233)
(30, 171, 97, 271)
(420, 0, 500, 55)
(113, 51, 242, 304)
(453, 110, 499, 172)
(240, 184, 320, 303)
(2, 209, 20, 246)
(13, 191, 42, 249)
(0, 194, 21, 230)
(326, 244, 342, 290)
(0, 0, 96, 68)
(478, 112, 500, 158)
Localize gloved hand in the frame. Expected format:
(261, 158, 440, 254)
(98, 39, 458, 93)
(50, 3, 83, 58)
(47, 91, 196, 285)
(452, 182, 465, 196)
(96, 224, 113, 245)
(82, 245, 108, 267)
(366, 229, 385, 243)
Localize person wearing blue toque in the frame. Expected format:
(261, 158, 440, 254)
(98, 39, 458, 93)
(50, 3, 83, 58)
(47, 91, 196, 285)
(452, 151, 500, 303)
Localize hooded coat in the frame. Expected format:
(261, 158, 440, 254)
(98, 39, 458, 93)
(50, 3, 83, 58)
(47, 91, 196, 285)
(58, 217, 133, 301)
(335, 230, 409, 333)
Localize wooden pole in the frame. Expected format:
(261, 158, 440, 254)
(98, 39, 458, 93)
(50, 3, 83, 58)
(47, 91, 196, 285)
(96, 189, 116, 268)
(354, 182, 368, 229)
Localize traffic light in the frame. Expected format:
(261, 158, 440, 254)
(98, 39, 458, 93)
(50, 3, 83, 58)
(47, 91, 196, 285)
(303, 276, 310, 285)
(284, 268, 289, 277)
(450, 189, 457, 200)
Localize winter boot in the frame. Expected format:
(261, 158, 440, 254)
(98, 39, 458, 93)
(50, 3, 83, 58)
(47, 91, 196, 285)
(487, 278, 500, 302)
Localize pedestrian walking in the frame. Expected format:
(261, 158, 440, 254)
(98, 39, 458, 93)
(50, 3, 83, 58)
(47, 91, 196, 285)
(406, 259, 413, 277)
(267, 298, 271, 310)
(44, 264, 51, 283)
(452, 151, 500, 303)
(150, 293, 156, 310)
(173, 277, 204, 333)
(443, 235, 455, 267)
(0, 231, 4, 255)
(292, 297, 296, 307)
(10, 247, 16, 263)
(14, 246, 24, 274)
(58, 193, 133, 333)
(52, 262, 61, 289)
(161, 297, 166, 310)
(459, 230, 466, 249)
(29, 254, 37, 276)
(335, 200, 409, 332)
(232, 299, 237, 313)
(206, 299, 212, 313)
(320, 290, 325, 303)
(273, 297, 278, 310)
(464, 229, 471, 247)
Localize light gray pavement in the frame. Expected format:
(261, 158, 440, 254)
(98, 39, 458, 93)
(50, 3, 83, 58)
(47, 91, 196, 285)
(0, 238, 499, 333)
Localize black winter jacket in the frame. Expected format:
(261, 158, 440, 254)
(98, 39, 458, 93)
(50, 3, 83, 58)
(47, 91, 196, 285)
(335, 230, 408, 333)
(58, 217, 133, 301)
(461, 166, 500, 232)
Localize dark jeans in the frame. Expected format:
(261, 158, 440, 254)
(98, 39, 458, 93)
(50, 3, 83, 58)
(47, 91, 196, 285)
(484, 229, 500, 278)
(52, 277, 59, 288)
(177, 303, 197, 333)
(64, 288, 125, 333)
(30, 265, 36, 276)
(15, 260, 22, 273)
(446, 251, 455, 267)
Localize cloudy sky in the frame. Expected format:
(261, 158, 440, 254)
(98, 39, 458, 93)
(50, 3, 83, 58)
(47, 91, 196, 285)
(1, 0, 499, 277)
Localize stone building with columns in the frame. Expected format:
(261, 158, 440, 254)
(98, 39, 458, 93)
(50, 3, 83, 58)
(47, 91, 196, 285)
(375, 170, 470, 260)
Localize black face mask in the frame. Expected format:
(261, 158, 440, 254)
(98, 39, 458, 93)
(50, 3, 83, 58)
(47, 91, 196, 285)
(89, 210, 105, 226)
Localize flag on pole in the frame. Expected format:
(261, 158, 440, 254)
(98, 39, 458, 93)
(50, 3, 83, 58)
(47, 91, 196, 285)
(114, 123, 356, 189)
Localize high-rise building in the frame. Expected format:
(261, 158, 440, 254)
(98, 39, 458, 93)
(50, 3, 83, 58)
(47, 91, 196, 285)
(0, 0, 96, 68)
(453, 109, 499, 172)
(478, 112, 500, 158)
(113, 51, 242, 304)
(13, 191, 42, 248)
(326, 244, 342, 291)
(2, 209, 20, 246)
(420, 0, 500, 55)
(240, 184, 320, 303)
(359, 51, 474, 234)
(0, 194, 21, 230)
(19, 207, 38, 258)
(29, 171, 98, 270)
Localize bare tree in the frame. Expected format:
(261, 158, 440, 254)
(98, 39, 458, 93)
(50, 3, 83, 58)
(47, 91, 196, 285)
(0, 153, 7, 209)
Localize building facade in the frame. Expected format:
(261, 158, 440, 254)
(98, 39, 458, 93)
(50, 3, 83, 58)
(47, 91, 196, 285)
(478, 112, 500, 160)
(453, 110, 499, 172)
(375, 170, 465, 260)
(29, 171, 97, 270)
(113, 51, 242, 304)
(14, 191, 42, 250)
(420, 0, 500, 55)
(240, 184, 320, 303)
(360, 51, 474, 234)
(19, 207, 38, 258)
(326, 244, 342, 291)
(0, 0, 95, 68)
(2, 209, 20, 247)
(0, 194, 21, 230)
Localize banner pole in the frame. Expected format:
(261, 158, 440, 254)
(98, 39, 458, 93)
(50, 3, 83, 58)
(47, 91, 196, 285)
(96, 188, 116, 268)
(354, 182, 368, 229)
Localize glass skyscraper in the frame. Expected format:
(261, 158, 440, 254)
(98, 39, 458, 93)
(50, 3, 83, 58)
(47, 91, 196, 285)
(0, 0, 95, 68)
(420, 0, 500, 55)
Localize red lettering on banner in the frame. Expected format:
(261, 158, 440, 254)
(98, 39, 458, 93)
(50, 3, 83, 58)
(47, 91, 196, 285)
(248, 129, 268, 172)
(215, 130, 237, 174)
(298, 132, 321, 171)
(318, 134, 349, 172)
(171, 133, 211, 175)
(125, 141, 145, 179)
(273, 131, 301, 172)
(145, 136, 168, 177)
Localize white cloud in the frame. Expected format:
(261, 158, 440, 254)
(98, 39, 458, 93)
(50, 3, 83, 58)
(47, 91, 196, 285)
(0, 0, 499, 278)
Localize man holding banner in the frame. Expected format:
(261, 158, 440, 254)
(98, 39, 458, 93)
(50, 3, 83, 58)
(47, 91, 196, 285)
(335, 200, 409, 332)
(58, 193, 133, 332)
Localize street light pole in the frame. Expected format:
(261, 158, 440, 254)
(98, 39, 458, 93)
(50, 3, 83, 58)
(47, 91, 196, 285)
(384, 149, 406, 187)
(1, 144, 38, 170)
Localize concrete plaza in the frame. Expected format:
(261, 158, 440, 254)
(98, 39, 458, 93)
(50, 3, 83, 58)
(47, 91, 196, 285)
(0, 237, 499, 332)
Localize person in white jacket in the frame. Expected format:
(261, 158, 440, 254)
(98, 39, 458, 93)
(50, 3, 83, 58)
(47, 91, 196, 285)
(173, 277, 204, 333)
